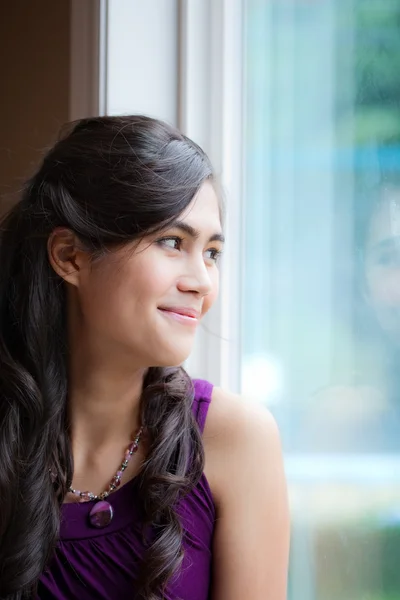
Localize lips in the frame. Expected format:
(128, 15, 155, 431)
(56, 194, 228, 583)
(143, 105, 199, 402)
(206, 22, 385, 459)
(158, 306, 200, 319)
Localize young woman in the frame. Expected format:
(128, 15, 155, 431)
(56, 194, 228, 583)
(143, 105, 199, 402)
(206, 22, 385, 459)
(0, 115, 289, 600)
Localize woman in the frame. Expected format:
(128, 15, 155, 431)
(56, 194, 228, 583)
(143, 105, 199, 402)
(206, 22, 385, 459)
(0, 115, 289, 600)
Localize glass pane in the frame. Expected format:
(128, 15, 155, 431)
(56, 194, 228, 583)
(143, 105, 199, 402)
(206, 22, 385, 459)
(242, 1, 400, 598)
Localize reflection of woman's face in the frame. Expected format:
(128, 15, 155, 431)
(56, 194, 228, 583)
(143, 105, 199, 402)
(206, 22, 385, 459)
(365, 187, 400, 343)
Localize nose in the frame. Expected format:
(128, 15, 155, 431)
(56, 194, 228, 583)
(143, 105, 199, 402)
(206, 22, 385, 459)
(177, 255, 213, 297)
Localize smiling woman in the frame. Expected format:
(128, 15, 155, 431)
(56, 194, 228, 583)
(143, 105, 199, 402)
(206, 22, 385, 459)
(0, 115, 289, 600)
(47, 179, 223, 371)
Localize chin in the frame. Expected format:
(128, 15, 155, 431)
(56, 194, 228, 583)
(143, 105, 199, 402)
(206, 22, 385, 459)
(155, 354, 190, 368)
(151, 343, 193, 368)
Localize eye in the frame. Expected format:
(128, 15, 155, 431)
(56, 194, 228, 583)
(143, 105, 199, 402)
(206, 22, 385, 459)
(205, 248, 222, 264)
(157, 236, 183, 250)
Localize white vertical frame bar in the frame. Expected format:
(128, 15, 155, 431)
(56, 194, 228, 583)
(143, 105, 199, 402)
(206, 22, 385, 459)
(179, 0, 244, 392)
(177, 1, 211, 151)
(98, 0, 109, 116)
(106, 0, 178, 124)
(217, 0, 244, 392)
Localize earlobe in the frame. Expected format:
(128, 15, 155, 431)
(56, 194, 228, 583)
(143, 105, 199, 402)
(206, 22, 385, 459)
(47, 228, 84, 287)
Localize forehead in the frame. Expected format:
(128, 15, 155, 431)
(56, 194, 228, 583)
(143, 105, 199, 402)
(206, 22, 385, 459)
(179, 181, 222, 231)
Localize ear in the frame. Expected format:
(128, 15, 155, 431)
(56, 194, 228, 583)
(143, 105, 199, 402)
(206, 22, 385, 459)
(47, 228, 88, 287)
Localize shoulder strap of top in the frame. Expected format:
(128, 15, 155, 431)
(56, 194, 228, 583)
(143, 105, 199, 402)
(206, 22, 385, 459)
(192, 378, 214, 434)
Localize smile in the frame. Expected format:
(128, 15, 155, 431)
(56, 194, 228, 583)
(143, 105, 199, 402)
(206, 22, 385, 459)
(158, 308, 199, 326)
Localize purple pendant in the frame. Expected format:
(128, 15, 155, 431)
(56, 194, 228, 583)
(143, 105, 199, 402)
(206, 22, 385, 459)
(89, 501, 114, 528)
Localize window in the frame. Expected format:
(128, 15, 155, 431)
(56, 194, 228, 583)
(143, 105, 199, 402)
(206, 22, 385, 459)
(242, 1, 400, 598)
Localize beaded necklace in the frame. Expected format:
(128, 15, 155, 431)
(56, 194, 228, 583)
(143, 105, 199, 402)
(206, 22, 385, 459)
(50, 426, 144, 529)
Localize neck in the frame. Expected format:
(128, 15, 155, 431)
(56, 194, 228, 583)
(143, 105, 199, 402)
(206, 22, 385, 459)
(67, 343, 147, 458)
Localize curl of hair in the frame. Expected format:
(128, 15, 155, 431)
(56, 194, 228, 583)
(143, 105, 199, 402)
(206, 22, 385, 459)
(0, 115, 213, 599)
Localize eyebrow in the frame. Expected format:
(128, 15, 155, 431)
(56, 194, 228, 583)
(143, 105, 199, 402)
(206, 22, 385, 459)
(170, 220, 225, 244)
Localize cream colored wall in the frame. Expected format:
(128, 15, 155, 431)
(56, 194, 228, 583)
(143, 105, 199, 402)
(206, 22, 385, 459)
(0, 0, 70, 213)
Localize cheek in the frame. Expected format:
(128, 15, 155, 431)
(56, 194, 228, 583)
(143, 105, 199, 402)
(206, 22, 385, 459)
(78, 254, 142, 319)
(131, 260, 175, 303)
(202, 271, 220, 315)
(79, 268, 127, 322)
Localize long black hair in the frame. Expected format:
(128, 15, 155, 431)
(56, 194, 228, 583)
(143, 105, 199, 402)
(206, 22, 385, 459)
(0, 115, 214, 599)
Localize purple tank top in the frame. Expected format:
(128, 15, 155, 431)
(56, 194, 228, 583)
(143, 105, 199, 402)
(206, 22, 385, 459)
(37, 379, 215, 600)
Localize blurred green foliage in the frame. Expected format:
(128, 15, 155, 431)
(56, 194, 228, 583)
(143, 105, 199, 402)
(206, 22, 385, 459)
(348, 0, 400, 144)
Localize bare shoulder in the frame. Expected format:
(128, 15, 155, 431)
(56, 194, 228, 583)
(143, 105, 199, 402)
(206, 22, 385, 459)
(204, 385, 280, 443)
(203, 386, 283, 506)
(203, 386, 290, 599)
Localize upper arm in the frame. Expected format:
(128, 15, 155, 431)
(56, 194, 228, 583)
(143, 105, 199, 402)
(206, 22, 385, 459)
(204, 388, 290, 600)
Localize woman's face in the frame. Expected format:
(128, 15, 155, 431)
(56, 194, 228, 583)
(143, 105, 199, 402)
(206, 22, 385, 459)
(71, 180, 223, 367)
(365, 187, 400, 343)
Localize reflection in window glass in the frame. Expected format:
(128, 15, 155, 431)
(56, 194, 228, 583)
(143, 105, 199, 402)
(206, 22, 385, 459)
(242, 1, 400, 599)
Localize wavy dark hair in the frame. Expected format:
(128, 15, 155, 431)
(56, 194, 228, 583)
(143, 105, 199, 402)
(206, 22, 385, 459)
(0, 115, 215, 599)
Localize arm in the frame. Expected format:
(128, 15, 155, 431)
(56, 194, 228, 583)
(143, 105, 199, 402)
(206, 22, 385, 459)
(204, 388, 290, 600)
